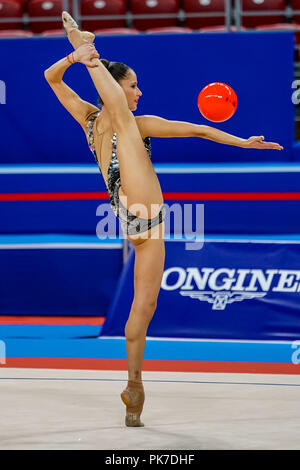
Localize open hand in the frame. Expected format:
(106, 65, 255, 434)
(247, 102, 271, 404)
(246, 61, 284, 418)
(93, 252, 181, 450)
(73, 43, 99, 68)
(244, 135, 283, 150)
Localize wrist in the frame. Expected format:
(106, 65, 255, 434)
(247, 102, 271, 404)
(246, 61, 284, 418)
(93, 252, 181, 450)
(66, 52, 77, 65)
(240, 138, 248, 148)
(72, 51, 78, 63)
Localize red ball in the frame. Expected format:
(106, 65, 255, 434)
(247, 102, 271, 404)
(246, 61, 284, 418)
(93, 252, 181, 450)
(197, 82, 238, 122)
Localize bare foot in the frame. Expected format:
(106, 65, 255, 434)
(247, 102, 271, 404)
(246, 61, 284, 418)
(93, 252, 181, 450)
(62, 11, 95, 49)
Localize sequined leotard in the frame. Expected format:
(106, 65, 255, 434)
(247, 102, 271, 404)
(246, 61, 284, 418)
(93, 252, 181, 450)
(87, 112, 165, 236)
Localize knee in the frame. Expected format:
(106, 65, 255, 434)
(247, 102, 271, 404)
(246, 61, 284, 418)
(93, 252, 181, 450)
(133, 298, 157, 319)
(125, 300, 157, 341)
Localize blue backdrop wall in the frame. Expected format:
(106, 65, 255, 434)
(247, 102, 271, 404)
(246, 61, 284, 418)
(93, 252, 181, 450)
(0, 32, 294, 164)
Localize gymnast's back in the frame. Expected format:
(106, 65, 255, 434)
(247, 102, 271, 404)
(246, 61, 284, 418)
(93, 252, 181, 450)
(86, 110, 115, 186)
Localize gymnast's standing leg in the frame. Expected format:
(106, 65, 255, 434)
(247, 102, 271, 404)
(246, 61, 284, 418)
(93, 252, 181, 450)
(62, 13, 166, 427)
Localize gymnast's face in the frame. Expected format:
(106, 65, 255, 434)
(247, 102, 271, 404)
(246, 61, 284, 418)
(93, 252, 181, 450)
(119, 69, 142, 112)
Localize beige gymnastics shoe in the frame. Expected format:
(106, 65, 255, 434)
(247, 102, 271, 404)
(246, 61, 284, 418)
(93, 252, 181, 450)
(120, 380, 145, 427)
(62, 11, 95, 48)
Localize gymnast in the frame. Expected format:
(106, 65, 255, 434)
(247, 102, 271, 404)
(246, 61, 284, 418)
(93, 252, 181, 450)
(44, 12, 283, 427)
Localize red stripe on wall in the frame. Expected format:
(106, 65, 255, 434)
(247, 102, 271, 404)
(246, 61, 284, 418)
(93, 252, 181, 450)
(1, 192, 300, 202)
(2, 358, 300, 374)
(163, 192, 300, 201)
(0, 192, 109, 201)
(0, 316, 105, 325)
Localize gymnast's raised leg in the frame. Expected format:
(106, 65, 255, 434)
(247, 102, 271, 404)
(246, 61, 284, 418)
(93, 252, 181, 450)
(62, 13, 165, 427)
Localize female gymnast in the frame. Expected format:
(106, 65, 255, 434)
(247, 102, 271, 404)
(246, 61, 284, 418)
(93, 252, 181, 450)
(44, 12, 283, 427)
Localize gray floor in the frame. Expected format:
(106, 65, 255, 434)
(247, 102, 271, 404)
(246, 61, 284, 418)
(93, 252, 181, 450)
(0, 368, 299, 450)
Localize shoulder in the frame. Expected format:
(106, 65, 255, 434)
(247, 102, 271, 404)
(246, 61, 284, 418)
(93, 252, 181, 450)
(135, 115, 161, 139)
(86, 108, 100, 121)
(135, 115, 157, 125)
(135, 115, 147, 137)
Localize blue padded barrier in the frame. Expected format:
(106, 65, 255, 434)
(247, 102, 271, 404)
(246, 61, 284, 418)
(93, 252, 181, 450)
(0, 236, 122, 316)
(101, 236, 300, 340)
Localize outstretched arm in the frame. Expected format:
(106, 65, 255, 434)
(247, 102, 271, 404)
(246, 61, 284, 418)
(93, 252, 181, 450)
(136, 115, 283, 150)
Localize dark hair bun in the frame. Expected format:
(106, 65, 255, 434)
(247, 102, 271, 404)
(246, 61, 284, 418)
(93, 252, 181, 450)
(100, 59, 111, 70)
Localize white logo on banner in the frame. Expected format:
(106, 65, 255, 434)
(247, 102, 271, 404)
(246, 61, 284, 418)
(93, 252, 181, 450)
(179, 290, 266, 310)
(161, 267, 300, 311)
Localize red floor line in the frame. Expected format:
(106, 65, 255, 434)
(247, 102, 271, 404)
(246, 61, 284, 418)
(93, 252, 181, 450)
(1, 192, 300, 202)
(0, 316, 105, 325)
(2, 358, 300, 374)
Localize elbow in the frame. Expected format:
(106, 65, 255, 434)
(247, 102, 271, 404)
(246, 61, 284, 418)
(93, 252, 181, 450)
(196, 125, 209, 138)
(44, 68, 56, 83)
(44, 69, 51, 82)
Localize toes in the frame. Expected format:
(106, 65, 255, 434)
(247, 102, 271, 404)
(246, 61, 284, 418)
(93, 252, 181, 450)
(62, 11, 70, 23)
(125, 414, 144, 427)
